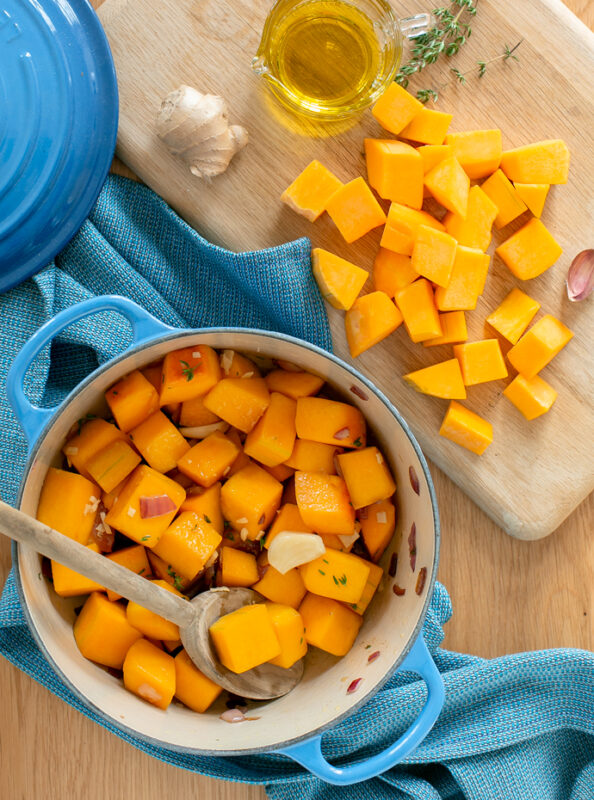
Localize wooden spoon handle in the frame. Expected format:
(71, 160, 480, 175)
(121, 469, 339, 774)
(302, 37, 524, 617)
(0, 500, 194, 628)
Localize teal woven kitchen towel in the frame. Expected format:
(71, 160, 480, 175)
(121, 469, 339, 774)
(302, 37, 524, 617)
(1, 175, 593, 800)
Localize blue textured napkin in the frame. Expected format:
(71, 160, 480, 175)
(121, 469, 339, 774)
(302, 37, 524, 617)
(0, 175, 592, 799)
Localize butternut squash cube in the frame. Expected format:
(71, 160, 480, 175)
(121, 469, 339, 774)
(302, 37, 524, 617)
(373, 248, 419, 298)
(225, 428, 252, 477)
(503, 374, 558, 420)
(86, 439, 141, 493)
(295, 472, 355, 535)
(123, 638, 176, 710)
(253, 553, 307, 608)
(280, 160, 343, 221)
(395, 279, 442, 343)
(209, 603, 281, 673)
(495, 218, 563, 280)
(73, 591, 142, 669)
(141, 363, 163, 394)
(180, 483, 224, 534)
(52, 543, 105, 598)
(311, 248, 368, 310)
(203, 377, 270, 433)
(219, 350, 261, 379)
(411, 225, 458, 287)
(219, 546, 259, 587)
(513, 183, 550, 218)
(106, 371, 160, 433)
(130, 410, 190, 474)
(434, 246, 490, 312)
(345, 291, 403, 358)
(424, 156, 470, 217)
(285, 439, 338, 475)
(445, 129, 502, 179)
(359, 498, 396, 562)
(146, 552, 191, 592)
(265, 369, 324, 399)
(177, 431, 240, 487)
(299, 593, 362, 656)
(263, 463, 295, 482)
(101, 479, 127, 512)
(480, 169, 527, 229)
(382, 202, 445, 256)
(507, 315, 573, 378)
(160, 346, 221, 405)
(400, 107, 453, 145)
(500, 139, 570, 184)
(37, 468, 101, 545)
(453, 340, 508, 385)
(220, 463, 283, 539)
(443, 186, 498, 252)
(371, 81, 423, 134)
(486, 288, 540, 345)
(295, 397, 366, 449)
(326, 177, 387, 243)
(105, 465, 186, 547)
(417, 144, 453, 174)
(299, 549, 370, 603)
(439, 401, 493, 455)
(319, 533, 353, 552)
(244, 392, 297, 467)
(265, 603, 307, 669)
(126, 579, 185, 640)
(174, 649, 222, 712)
(265, 503, 313, 549)
(63, 418, 128, 479)
(403, 358, 467, 399)
(179, 395, 221, 428)
(105, 545, 152, 602)
(364, 139, 423, 207)
(337, 447, 396, 509)
(153, 512, 222, 580)
(348, 559, 383, 614)
(423, 311, 468, 347)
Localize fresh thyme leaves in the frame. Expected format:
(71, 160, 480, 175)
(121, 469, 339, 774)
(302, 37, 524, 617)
(180, 359, 195, 381)
(476, 40, 522, 78)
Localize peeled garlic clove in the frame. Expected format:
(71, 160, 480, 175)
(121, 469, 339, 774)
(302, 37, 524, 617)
(267, 532, 326, 575)
(566, 249, 594, 302)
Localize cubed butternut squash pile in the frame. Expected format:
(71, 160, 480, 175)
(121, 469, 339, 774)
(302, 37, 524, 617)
(38, 346, 398, 713)
(280, 82, 574, 455)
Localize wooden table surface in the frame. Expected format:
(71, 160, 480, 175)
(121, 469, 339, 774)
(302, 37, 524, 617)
(1, 2, 592, 797)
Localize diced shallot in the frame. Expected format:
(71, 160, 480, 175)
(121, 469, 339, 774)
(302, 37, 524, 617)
(139, 495, 176, 519)
(179, 421, 229, 438)
(346, 678, 362, 694)
(338, 531, 360, 549)
(367, 650, 380, 664)
(220, 708, 246, 723)
(376, 511, 387, 524)
(333, 427, 350, 440)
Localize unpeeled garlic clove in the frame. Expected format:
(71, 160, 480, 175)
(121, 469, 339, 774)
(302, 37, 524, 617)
(566, 249, 594, 302)
(267, 532, 326, 575)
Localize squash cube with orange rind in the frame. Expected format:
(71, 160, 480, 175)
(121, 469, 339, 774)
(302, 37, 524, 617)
(280, 160, 342, 221)
(285, 440, 338, 475)
(219, 546, 259, 587)
(253, 552, 307, 608)
(495, 218, 563, 280)
(445, 129, 502, 179)
(423, 311, 468, 347)
(160, 345, 221, 405)
(336, 447, 396, 509)
(295, 397, 366, 450)
(503, 374, 558, 420)
(424, 156, 470, 217)
(513, 183, 550, 218)
(180, 483, 224, 533)
(130, 410, 190, 474)
(411, 225, 457, 287)
(311, 248, 368, 310)
(74, 592, 142, 669)
(507, 315, 573, 379)
(480, 169, 527, 229)
(417, 144, 453, 174)
(123, 638, 176, 710)
(174, 649, 223, 712)
(373, 249, 419, 298)
(295, 471, 355, 536)
(395, 279, 442, 343)
(177, 431, 240, 487)
(404, 358, 467, 398)
(359, 498, 396, 562)
(439, 401, 493, 455)
(454, 340, 508, 386)
(86, 439, 141, 494)
(500, 140, 570, 184)
(382, 203, 445, 256)
(364, 139, 423, 207)
(326, 177, 386, 243)
(300, 549, 370, 604)
(371, 82, 423, 134)
(106, 371, 160, 433)
(209, 603, 281, 673)
(443, 186, 498, 252)
(203, 377, 270, 433)
(345, 291, 403, 358)
(220, 463, 283, 540)
(244, 391, 297, 467)
(299, 593, 362, 656)
(153, 511, 222, 580)
(63, 419, 128, 479)
(37, 468, 101, 545)
(266, 603, 308, 668)
(400, 107, 453, 145)
(486, 288, 540, 345)
(434, 246, 490, 312)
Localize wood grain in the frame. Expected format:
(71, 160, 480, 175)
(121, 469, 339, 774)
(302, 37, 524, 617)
(0, 3, 592, 799)
(95, 0, 594, 541)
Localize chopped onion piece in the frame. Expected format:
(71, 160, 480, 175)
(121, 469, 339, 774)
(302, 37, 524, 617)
(375, 452, 383, 464)
(236, 517, 249, 524)
(393, 584, 406, 596)
(220, 708, 246, 723)
(388, 552, 398, 577)
(408, 523, 417, 572)
(220, 349, 235, 374)
(127, 507, 136, 517)
(64, 446, 79, 456)
(192, 351, 202, 359)
(139, 494, 176, 519)
(376, 511, 387, 524)
(333, 427, 350, 440)
(367, 650, 380, 664)
(409, 465, 420, 495)
(242, 372, 254, 378)
(415, 566, 427, 595)
(338, 531, 359, 549)
(268, 532, 326, 574)
(346, 678, 362, 694)
(179, 421, 229, 438)
(350, 385, 369, 401)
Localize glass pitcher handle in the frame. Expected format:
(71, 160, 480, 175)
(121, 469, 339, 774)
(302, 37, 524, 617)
(399, 13, 433, 39)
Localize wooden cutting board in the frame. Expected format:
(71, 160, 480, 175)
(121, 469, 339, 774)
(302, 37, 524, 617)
(98, 0, 593, 540)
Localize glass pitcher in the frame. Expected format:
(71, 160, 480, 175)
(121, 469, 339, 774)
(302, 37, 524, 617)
(252, 0, 431, 120)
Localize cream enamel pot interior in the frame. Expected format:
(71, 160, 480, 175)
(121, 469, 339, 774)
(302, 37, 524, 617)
(7, 296, 444, 785)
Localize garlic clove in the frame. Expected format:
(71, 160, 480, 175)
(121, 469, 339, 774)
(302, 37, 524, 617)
(566, 249, 594, 302)
(267, 532, 326, 575)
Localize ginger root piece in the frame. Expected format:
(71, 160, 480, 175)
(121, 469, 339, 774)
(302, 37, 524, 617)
(156, 86, 248, 179)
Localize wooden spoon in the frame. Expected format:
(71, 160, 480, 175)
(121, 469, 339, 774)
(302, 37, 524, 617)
(0, 500, 303, 700)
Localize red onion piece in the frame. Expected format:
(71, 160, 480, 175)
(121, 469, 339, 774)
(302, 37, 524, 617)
(333, 427, 350, 441)
(388, 552, 398, 577)
(139, 494, 176, 519)
(346, 678, 363, 694)
(408, 523, 417, 572)
(566, 249, 594, 302)
(409, 465, 420, 495)
(415, 566, 427, 595)
(350, 385, 369, 401)
(220, 708, 246, 723)
(367, 650, 380, 664)
(393, 584, 406, 596)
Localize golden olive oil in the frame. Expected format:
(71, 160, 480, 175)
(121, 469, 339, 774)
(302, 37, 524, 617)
(262, 0, 391, 117)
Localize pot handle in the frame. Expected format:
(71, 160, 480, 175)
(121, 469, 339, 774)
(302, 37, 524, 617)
(276, 635, 444, 786)
(7, 295, 175, 447)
